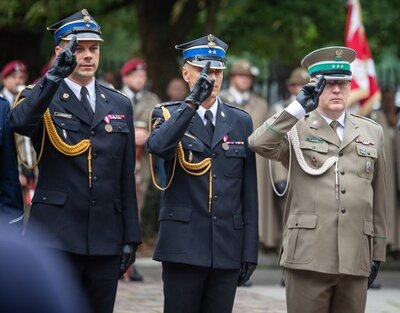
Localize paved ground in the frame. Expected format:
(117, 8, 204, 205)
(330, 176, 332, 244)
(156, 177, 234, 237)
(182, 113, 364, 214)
(114, 252, 400, 313)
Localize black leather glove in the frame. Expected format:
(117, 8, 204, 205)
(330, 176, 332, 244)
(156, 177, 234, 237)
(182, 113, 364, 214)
(237, 262, 257, 286)
(46, 36, 78, 83)
(185, 61, 215, 109)
(367, 260, 381, 289)
(120, 244, 136, 277)
(296, 75, 326, 113)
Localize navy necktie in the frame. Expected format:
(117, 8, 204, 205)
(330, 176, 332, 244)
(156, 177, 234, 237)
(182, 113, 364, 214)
(204, 110, 214, 140)
(81, 87, 94, 119)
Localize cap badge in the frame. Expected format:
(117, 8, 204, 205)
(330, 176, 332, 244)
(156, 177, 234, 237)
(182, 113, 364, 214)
(82, 9, 91, 26)
(335, 49, 343, 61)
(207, 34, 216, 48)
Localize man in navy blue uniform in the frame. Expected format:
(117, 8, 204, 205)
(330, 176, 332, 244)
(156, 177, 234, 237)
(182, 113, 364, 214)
(0, 96, 23, 229)
(9, 9, 141, 313)
(146, 34, 259, 313)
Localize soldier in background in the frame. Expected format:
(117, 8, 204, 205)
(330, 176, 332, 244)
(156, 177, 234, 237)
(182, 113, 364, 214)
(120, 58, 161, 282)
(0, 60, 36, 220)
(0, 95, 24, 230)
(219, 59, 270, 256)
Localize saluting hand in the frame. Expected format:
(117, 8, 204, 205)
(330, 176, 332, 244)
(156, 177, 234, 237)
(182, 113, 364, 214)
(185, 61, 215, 109)
(46, 35, 78, 83)
(296, 75, 326, 113)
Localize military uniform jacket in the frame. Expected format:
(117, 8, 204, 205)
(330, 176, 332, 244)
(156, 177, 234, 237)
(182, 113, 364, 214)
(249, 109, 387, 277)
(9, 77, 141, 255)
(0, 97, 23, 227)
(146, 101, 258, 269)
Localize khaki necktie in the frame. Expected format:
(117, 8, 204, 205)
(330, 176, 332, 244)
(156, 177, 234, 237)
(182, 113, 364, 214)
(330, 120, 339, 139)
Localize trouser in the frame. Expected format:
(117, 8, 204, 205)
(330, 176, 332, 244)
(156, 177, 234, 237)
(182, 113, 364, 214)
(65, 252, 120, 313)
(162, 262, 240, 313)
(284, 268, 368, 313)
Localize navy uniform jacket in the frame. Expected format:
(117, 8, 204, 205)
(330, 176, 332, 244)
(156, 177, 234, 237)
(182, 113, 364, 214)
(146, 101, 258, 269)
(0, 96, 23, 228)
(9, 77, 141, 255)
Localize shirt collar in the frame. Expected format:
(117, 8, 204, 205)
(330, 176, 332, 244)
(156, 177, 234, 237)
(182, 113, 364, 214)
(65, 78, 96, 101)
(321, 111, 346, 128)
(197, 99, 219, 125)
(228, 86, 249, 105)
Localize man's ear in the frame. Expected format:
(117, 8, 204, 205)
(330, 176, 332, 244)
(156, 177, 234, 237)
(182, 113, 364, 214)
(182, 66, 189, 83)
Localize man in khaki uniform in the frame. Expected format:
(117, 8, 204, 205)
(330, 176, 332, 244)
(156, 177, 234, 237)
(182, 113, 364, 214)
(249, 46, 387, 313)
(219, 59, 270, 251)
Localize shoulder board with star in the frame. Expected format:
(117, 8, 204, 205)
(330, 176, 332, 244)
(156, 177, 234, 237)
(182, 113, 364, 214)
(99, 83, 130, 100)
(349, 113, 379, 126)
(223, 101, 251, 116)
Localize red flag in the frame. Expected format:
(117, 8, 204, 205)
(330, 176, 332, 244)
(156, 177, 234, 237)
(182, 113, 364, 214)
(345, 0, 381, 116)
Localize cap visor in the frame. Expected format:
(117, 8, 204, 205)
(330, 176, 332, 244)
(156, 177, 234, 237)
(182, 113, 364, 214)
(62, 33, 103, 42)
(187, 60, 226, 70)
(323, 75, 352, 81)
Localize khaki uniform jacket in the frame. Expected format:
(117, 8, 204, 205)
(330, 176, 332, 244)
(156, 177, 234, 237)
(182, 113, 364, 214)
(249, 109, 387, 277)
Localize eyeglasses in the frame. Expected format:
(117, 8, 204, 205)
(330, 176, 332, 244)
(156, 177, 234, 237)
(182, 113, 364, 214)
(325, 80, 350, 90)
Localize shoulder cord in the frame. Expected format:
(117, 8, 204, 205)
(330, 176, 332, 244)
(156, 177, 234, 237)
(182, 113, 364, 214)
(287, 125, 339, 199)
(149, 106, 213, 212)
(13, 94, 93, 187)
(268, 139, 292, 197)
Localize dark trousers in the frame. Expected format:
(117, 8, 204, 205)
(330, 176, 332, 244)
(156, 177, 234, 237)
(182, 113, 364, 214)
(162, 262, 240, 313)
(64, 252, 120, 313)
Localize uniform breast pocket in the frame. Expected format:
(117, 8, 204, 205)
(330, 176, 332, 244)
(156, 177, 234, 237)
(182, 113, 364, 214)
(300, 140, 329, 168)
(109, 120, 129, 134)
(52, 116, 80, 132)
(181, 135, 204, 162)
(356, 145, 377, 180)
(224, 145, 246, 178)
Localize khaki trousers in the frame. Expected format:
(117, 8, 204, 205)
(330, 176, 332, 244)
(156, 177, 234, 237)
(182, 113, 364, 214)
(284, 269, 368, 313)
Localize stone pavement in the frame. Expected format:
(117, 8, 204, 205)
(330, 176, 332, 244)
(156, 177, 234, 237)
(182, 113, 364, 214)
(114, 256, 400, 313)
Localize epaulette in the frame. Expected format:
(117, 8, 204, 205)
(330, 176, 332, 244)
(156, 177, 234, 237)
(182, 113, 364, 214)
(99, 83, 130, 101)
(25, 84, 35, 89)
(223, 101, 251, 115)
(350, 112, 379, 126)
(155, 101, 182, 108)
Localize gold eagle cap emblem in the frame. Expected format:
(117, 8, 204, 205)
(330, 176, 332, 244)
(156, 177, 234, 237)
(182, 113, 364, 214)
(335, 49, 344, 61)
(207, 34, 216, 48)
(82, 9, 91, 23)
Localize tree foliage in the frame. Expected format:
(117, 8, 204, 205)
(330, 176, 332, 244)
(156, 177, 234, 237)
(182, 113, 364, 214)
(1, 0, 399, 96)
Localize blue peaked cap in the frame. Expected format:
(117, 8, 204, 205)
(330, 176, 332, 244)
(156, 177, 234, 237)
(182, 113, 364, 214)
(175, 34, 228, 69)
(47, 9, 103, 44)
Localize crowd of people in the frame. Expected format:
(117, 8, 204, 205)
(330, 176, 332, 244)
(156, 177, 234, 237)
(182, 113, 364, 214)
(0, 7, 398, 313)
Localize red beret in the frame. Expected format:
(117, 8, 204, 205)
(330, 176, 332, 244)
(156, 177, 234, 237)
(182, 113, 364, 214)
(1, 60, 28, 79)
(120, 58, 147, 77)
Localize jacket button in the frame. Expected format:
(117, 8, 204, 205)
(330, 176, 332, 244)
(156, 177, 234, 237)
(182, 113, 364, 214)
(339, 151, 343, 156)
(213, 216, 218, 221)
(42, 196, 47, 201)
(341, 208, 346, 214)
(91, 200, 96, 206)
(90, 131, 95, 136)
(213, 195, 218, 200)
(92, 152, 97, 158)
(213, 174, 217, 180)
(169, 212, 173, 217)
(340, 170, 345, 175)
(341, 189, 346, 194)
(92, 176, 97, 181)
(212, 153, 217, 159)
